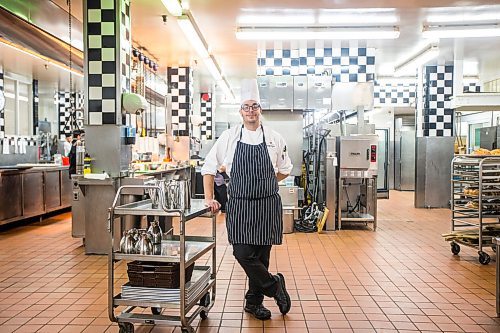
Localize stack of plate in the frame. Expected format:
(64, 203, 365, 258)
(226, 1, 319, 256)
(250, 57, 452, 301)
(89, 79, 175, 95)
(122, 266, 210, 304)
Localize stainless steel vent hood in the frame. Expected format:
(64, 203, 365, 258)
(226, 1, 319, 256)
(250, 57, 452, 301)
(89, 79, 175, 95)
(450, 92, 500, 111)
(0, 6, 83, 72)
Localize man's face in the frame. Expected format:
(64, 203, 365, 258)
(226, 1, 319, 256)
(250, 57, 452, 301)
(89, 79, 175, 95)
(66, 136, 72, 143)
(240, 99, 261, 124)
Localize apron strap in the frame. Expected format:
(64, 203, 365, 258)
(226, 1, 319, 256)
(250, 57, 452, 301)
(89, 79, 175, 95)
(238, 124, 266, 144)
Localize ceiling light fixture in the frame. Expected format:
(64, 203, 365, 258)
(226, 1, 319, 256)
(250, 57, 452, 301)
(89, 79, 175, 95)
(160, 0, 183, 17)
(394, 43, 439, 76)
(318, 8, 398, 24)
(177, 14, 234, 100)
(422, 23, 500, 38)
(237, 14, 315, 25)
(0, 38, 83, 77)
(235, 26, 400, 40)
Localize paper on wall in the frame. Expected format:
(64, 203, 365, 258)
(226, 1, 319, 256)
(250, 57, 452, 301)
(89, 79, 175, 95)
(14, 138, 19, 154)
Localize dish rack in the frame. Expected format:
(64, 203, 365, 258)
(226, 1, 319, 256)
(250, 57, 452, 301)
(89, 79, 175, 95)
(107, 185, 216, 333)
(448, 155, 500, 264)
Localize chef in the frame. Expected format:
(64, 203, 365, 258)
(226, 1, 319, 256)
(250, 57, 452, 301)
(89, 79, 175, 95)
(201, 79, 292, 320)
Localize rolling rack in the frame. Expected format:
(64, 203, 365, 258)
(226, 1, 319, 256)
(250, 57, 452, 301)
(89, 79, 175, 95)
(108, 185, 216, 333)
(449, 155, 500, 264)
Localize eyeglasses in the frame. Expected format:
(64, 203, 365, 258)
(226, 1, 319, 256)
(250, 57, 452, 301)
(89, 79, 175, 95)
(241, 103, 261, 112)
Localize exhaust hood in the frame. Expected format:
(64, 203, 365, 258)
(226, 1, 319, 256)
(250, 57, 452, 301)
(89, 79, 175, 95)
(450, 92, 500, 111)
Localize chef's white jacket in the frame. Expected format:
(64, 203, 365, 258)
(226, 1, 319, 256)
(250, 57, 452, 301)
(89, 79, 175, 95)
(201, 124, 293, 177)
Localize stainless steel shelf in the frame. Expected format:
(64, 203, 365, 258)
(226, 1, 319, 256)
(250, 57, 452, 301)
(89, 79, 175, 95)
(114, 240, 214, 266)
(340, 212, 375, 222)
(113, 198, 211, 219)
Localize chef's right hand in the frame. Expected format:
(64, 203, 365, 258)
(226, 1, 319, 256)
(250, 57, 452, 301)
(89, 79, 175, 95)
(204, 199, 221, 213)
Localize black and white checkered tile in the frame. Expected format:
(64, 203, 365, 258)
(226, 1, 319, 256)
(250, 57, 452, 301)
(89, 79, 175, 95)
(423, 64, 454, 137)
(257, 47, 375, 82)
(168, 67, 191, 137)
(0, 70, 4, 139)
(120, 0, 131, 93)
(200, 93, 212, 140)
(86, 0, 119, 125)
(463, 79, 481, 93)
(32, 79, 39, 135)
(57, 92, 85, 139)
(374, 81, 417, 107)
(2, 136, 37, 148)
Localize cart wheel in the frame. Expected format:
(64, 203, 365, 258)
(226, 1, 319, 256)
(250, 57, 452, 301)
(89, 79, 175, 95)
(151, 307, 162, 315)
(451, 242, 460, 255)
(479, 251, 491, 265)
(181, 328, 193, 333)
(200, 310, 208, 320)
(200, 292, 211, 307)
(118, 322, 134, 333)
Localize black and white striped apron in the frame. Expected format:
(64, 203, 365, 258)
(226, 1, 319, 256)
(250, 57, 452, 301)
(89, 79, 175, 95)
(226, 125, 283, 245)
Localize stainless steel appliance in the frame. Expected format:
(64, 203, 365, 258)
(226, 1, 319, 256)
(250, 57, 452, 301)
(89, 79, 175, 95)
(257, 76, 270, 110)
(293, 76, 307, 110)
(479, 126, 498, 150)
(269, 76, 293, 110)
(278, 185, 299, 206)
(307, 76, 332, 110)
(324, 137, 337, 231)
(337, 135, 378, 230)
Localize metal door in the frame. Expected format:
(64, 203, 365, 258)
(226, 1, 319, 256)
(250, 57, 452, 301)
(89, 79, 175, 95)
(269, 76, 293, 109)
(293, 76, 307, 110)
(399, 131, 416, 191)
(375, 129, 389, 196)
(257, 77, 270, 110)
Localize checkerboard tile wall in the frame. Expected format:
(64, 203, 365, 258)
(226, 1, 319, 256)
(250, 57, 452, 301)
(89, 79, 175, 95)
(32, 80, 39, 135)
(423, 64, 454, 137)
(374, 80, 417, 107)
(57, 92, 85, 139)
(257, 47, 375, 82)
(463, 78, 481, 93)
(167, 67, 191, 137)
(0, 70, 4, 139)
(86, 0, 131, 125)
(200, 93, 212, 140)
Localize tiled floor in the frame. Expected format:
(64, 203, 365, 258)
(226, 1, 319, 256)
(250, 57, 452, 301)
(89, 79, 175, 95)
(1, 191, 500, 333)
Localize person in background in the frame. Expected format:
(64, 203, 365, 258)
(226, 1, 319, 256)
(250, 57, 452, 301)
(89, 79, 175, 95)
(68, 130, 83, 175)
(201, 79, 293, 320)
(213, 165, 229, 213)
(63, 133, 72, 157)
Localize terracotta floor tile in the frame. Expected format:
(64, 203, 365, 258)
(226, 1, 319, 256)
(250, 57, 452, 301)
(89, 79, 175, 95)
(0, 192, 499, 333)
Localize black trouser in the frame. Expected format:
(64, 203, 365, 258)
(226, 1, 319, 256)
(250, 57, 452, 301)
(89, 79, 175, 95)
(233, 244, 278, 306)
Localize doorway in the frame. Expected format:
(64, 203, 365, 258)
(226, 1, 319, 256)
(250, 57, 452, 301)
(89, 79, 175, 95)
(395, 116, 416, 191)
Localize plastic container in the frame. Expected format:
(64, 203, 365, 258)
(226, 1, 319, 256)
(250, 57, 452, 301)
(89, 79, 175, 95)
(127, 261, 195, 288)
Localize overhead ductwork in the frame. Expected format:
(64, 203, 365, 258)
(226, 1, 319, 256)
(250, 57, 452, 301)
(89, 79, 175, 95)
(0, 5, 83, 72)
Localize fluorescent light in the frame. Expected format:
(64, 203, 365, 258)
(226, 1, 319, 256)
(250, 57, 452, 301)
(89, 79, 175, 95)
(238, 14, 315, 25)
(177, 16, 209, 58)
(0, 38, 83, 77)
(160, 0, 183, 16)
(422, 24, 500, 38)
(236, 27, 400, 40)
(394, 43, 439, 76)
(318, 9, 398, 24)
(176, 14, 234, 100)
(202, 56, 223, 82)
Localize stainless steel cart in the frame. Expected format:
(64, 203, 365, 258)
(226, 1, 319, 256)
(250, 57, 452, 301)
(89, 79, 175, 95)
(108, 185, 216, 333)
(449, 155, 500, 264)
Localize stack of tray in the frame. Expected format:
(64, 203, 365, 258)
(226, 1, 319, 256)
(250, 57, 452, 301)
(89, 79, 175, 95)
(121, 266, 210, 304)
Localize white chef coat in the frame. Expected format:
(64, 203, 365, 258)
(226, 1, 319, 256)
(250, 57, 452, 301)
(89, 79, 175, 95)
(63, 140, 72, 157)
(201, 124, 293, 177)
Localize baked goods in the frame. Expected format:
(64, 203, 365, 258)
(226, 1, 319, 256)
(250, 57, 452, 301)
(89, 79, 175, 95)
(473, 148, 491, 155)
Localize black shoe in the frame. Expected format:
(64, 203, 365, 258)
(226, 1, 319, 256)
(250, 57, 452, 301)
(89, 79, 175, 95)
(274, 273, 291, 315)
(244, 303, 271, 320)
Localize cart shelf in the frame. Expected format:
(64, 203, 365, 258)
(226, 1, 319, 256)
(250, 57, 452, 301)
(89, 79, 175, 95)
(448, 155, 500, 265)
(114, 240, 215, 266)
(108, 185, 216, 333)
(113, 198, 210, 219)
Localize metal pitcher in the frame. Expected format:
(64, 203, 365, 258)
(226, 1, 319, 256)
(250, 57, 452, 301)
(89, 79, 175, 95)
(177, 179, 191, 210)
(120, 230, 136, 254)
(135, 231, 153, 255)
(147, 220, 163, 245)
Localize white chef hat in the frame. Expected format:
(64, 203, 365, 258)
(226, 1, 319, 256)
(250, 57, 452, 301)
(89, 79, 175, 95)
(239, 78, 260, 104)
